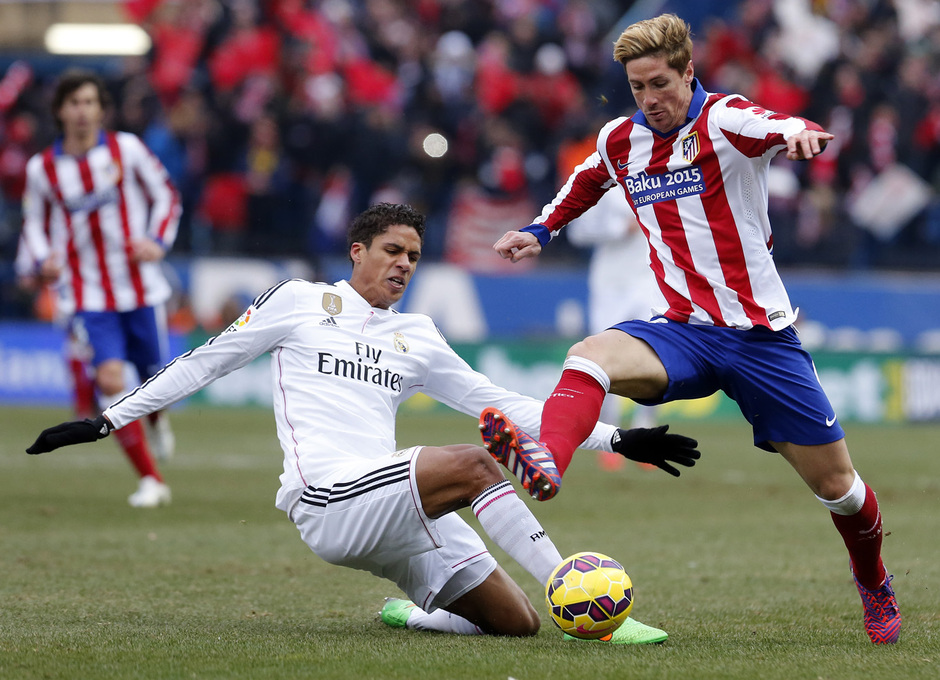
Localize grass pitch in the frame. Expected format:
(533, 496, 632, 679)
(1, 406, 938, 679)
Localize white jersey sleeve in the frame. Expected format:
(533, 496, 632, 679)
(104, 279, 299, 428)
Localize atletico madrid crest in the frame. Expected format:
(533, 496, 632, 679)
(681, 131, 700, 163)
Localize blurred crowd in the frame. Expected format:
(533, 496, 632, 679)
(1, 0, 940, 320)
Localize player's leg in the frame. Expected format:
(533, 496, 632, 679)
(80, 310, 168, 507)
(772, 438, 900, 643)
(415, 444, 562, 587)
(66, 318, 97, 419)
(286, 448, 539, 637)
(125, 305, 175, 462)
(390, 564, 540, 636)
(379, 510, 541, 637)
(538, 328, 669, 476)
(726, 326, 899, 644)
(411, 445, 668, 641)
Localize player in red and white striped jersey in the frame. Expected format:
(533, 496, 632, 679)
(20, 70, 180, 507)
(492, 14, 900, 644)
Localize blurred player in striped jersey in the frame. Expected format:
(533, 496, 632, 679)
(19, 69, 180, 507)
(493, 14, 900, 644)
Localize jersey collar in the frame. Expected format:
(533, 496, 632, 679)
(631, 77, 707, 137)
(53, 130, 107, 157)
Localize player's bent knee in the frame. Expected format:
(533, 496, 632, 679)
(815, 471, 857, 502)
(415, 445, 504, 517)
(442, 445, 503, 487)
(95, 361, 126, 396)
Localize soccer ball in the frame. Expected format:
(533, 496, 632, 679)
(545, 552, 634, 639)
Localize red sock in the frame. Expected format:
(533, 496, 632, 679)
(830, 483, 885, 590)
(112, 420, 162, 482)
(540, 369, 606, 476)
(69, 359, 97, 420)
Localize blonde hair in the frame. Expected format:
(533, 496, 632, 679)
(613, 13, 693, 72)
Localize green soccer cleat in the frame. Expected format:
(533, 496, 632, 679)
(563, 617, 668, 645)
(380, 598, 417, 628)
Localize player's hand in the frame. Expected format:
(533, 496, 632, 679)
(26, 415, 113, 455)
(786, 130, 834, 161)
(494, 230, 541, 263)
(610, 425, 700, 477)
(131, 238, 166, 262)
(38, 256, 62, 282)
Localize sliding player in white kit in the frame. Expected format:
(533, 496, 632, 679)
(27, 203, 698, 643)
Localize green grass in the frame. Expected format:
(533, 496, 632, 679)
(1, 406, 938, 679)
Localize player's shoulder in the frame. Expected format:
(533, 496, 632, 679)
(25, 147, 51, 173)
(250, 278, 324, 309)
(600, 116, 631, 133)
(110, 130, 152, 157)
(599, 116, 633, 141)
(710, 92, 768, 117)
(112, 130, 143, 145)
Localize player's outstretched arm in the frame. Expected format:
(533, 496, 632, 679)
(26, 415, 114, 455)
(610, 425, 700, 477)
(494, 230, 542, 263)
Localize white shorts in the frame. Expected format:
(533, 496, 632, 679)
(287, 446, 497, 611)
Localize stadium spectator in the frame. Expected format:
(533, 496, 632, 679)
(491, 13, 901, 645)
(18, 70, 180, 507)
(26, 202, 699, 643)
(1, 0, 940, 314)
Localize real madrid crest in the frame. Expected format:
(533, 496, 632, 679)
(393, 332, 409, 353)
(681, 131, 700, 163)
(322, 293, 343, 316)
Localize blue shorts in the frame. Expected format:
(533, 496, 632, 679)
(75, 306, 168, 382)
(612, 318, 844, 451)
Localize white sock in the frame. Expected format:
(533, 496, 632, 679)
(816, 471, 866, 515)
(563, 355, 612, 391)
(406, 608, 482, 635)
(471, 480, 562, 586)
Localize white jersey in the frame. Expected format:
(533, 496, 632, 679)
(103, 279, 616, 511)
(533, 79, 819, 331)
(20, 131, 180, 314)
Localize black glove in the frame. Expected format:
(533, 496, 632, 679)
(610, 425, 700, 477)
(26, 415, 113, 455)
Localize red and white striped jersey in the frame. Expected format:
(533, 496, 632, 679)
(532, 81, 820, 331)
(20, 131, 181, 314)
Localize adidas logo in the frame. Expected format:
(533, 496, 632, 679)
(320, 316, 339, 328)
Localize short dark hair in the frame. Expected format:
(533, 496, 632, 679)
(347, 203, 426, 261)
(51, 69, 111, 131)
